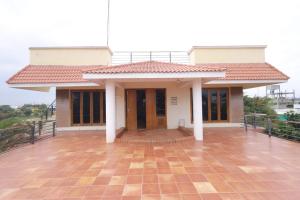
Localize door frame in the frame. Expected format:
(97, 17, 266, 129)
(125, 88, 167, 130)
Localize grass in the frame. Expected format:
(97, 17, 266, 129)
(0, 117, 26, 129)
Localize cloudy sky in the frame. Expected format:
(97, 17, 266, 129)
(0, 0, 299, 106)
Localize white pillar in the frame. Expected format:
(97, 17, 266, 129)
(192, 79, 203, 141)
(105, 80, 116, 143)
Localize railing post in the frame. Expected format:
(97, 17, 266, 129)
(267, 118, 272, 137)
(244, 116, 248, 132)
(169, 52, 172, 63)
(53, 122, 56, 137)
(253, 114, 256, 129)
(31, 121, 35, 144)
(51, 105, 54, 116)
(38, 121, 42, 136)
(45, 110, 48, 120)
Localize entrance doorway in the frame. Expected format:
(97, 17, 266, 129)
(126, 89, 166, 130)
(136, 90, 146, 129)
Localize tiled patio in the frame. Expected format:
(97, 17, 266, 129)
(0, 128, 300, 200)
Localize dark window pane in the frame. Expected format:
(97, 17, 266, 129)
(220, 89, 228, 120)
(72, 92, 80, 124)
(156, 89, 166, 116)
(202, 90, 208, 121)
(210, 90, 218, 120)
(93, 92, 100, 123)
(103, 92, 106, 123)
(83, 92, 90, 123)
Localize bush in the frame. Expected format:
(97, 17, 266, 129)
(244, 96, 276, 116)
(0, 117, 25, 129)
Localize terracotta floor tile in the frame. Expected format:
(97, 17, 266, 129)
(218, 193, 244, 200)
(103, 185, 124, 196)
(193, 182, 217, 193)
(84, 185, 106, 197)
(158, 174, 175, 183)
(160, 183, 179, 194)
(189, 174, 208, 182)
(109, 176, 126, 185)
(201, 193, 222, 200)
(76, 177, 96, 186)
(144, 175, 159, 183)
(142, 184, 160, 194)
(144, 168, 158, 174)
(142, 194, 162, 200)
(93, 176, 111, 185)
(122, 184, 142, 196)
(177, 182, 198, 194)
(127, 175, 143, 184)
(181, 194, 202, 200)
(174, 174, 191, 183)
(161, 194, 181, 199)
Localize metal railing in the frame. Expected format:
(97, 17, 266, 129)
(0, 120, 56, 152)
(243, 113, 300, 141)
(41, 100, 56, 121)
(30, 120, 56, 144)
(112, 51, 190, 65)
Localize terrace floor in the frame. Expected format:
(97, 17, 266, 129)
(0, 128, 300, 200)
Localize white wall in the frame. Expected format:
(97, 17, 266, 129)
(116, 87, 125, 129)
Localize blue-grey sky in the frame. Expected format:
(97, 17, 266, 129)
(1, 0, 300, 106)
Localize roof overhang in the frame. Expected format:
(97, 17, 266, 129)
(83, 71, 226, 80)
(205, 79, 288, 89)
(7, 82, 100, 92)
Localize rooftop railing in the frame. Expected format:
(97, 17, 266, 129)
(112, 51, 190, 65)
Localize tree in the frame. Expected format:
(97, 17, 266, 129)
(244, 96, 276, 116)
(0, 105, 14, 113)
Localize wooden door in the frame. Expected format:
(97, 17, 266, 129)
(146, 89, 157, 129)
(126, 90, 137, 130)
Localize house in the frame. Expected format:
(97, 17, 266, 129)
(7, 45, 289, 143)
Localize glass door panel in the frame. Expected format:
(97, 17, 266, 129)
(210, 90, 218, 120)
(202, 90, 208, 121)
(220, 89, 228, 120)
(82, 92, 90, 124)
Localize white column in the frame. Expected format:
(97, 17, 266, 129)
(192, 79, 203, 141)
(105, 80, 116, 143)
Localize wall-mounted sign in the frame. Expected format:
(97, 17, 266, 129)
(170, 97, 177, 105)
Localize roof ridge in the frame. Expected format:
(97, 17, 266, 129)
(83, 60, 199, 74)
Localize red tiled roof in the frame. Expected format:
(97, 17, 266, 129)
(6, 65, 104, 84)
(195, 63, 289, 80)
(7, 61, 289, 84)
(84, 61, 225, 74)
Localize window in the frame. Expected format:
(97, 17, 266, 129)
(220, 89, 228, 120)
(156, 89, 166, 116)
(71, 90, 106, 125)
(72, 92, 81, 124)
(210, 90, 218, 121)
(191, 88, 229, 122)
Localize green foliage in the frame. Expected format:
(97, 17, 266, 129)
(244, 96, 276, 116)
(0, 104, 48, 129)
(0, 117, 25, 129)
(285, 111, 300, 122)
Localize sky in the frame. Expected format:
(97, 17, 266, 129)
(0, 0, 300, 106)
